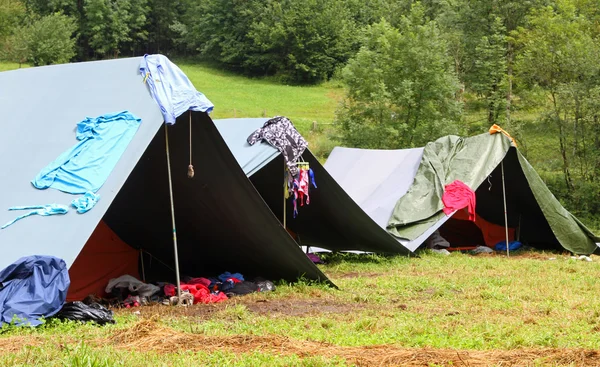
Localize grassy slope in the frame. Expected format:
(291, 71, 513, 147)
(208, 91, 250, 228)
(178, 62, 344, 130)
(0, 62, 29, 72)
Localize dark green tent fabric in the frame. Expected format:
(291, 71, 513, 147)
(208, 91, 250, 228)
(387, 132, 600, 255)
(387, 133, 511, 240)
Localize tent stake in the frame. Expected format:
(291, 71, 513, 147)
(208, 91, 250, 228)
(165, 124, 182, 302)
(501, 161, 510, 257)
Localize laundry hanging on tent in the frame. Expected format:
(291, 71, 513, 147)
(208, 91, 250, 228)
(442, 180, 476, 221)
(286, 162, 317, 218)
(139, 54, 214, 124)
(32, 111, 142, 194)
(71, 192, 100, 214)
(1, 204, 69, 229)
(247, 116, 308, 176)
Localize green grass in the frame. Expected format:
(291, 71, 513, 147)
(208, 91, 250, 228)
(0, 62, 29, 72)
(2, 252, 600, 366)
(177, 61, 344, 132)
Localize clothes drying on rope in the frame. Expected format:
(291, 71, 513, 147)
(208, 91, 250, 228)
(31, 111, 142, 194)
(286, 163, 317, 218)
(139, 54, 214, 124)
(247, 116, 308, 176)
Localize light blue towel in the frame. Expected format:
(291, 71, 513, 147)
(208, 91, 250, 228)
(139, 54, 214, 124)
(1, 205, 69, 229)
(71, 192, 100, 214)
(31, 111, 141, 194)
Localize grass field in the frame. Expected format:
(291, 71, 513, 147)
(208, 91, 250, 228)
(2, 251, 600, 366)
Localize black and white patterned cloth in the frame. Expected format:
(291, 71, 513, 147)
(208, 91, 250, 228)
(247, 116, 308, 176)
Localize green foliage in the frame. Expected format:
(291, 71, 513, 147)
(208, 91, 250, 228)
(3, 12, 77, 66)
(335, 5, 463, 149)
(185, 0, 265, 69)
(515, 1, 600, 195)
(82, 0, 149, 57)
(188, 0, 357, 83)
(249, 0, 357, 83)
(0, 0, 25, 41)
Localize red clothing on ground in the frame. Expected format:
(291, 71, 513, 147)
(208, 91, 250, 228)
(442, 180, 476, 221)
(180, 284, 228, 304)
(164, 283, 228, 304)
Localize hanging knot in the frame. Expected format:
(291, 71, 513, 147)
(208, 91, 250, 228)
(187, 164, 195, 178)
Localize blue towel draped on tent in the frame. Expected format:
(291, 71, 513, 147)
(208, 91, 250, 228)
(31, 111, 142, 194)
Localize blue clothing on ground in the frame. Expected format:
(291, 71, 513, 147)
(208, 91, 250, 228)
(31, 111, 142, 194)
(0, 255, 70, 327)
(71, 192, 100, 214)
(1, 204, 69, 229)
(494, 240, 523, 252)
(139, 54, 214, 124)
(218, 272, 244, 282)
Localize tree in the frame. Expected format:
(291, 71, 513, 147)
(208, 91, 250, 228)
(470, 16, 508, 125)
(25, 12, 78, 65)
(185, 0, 266, 70)
(0, 0, 26, 42)
(81, 0, 149, 57)
(249, 0, 357, 83)
(515, 2, 600, 191)
(336, 5, 463, 149)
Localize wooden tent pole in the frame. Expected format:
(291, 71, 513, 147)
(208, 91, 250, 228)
(501, 161, 510, 257)
(165, 124, 182, 301)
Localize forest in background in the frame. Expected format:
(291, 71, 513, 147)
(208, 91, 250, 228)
(1, 0, 600, 227)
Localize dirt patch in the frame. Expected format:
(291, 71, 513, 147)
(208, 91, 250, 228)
(106, 318, 600, 366)
(114, 298, 359, 319)
(242, 299, 357, 316)
(337, 272, 382, 279)
(0, 336, 44, 353)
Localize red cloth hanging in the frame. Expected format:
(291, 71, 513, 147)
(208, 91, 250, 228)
(442, 180, 476, 221)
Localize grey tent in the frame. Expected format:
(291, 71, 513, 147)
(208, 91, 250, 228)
(0, 57, 332, 298)
(325, 132, 600, 255)
(211, 118, 412, 255)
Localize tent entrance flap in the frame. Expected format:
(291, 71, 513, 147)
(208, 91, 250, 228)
(103, 112, 331, 285)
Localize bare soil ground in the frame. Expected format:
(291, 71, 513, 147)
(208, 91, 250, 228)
(116, 298, 362, 319)
(5, 318, 595, 367)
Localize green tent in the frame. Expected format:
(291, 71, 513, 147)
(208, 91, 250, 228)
(386, 132, 600, 254)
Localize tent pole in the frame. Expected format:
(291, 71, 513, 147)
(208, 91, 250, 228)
(140, 249, 146, 282)
(501, 161, 510, 257)
(165, 124, 182, 302)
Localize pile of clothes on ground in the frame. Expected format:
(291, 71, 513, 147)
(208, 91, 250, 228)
(105, 272, 275, 308)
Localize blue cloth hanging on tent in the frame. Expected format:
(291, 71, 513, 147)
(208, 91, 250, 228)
(0, 255, 70, 327)
(1, 204, 69, 229)
(71, 192, 100, 214)
(139, 54, 214, 124)
(31, 111, 142, 194)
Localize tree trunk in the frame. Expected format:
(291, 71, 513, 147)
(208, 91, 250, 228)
(552, 92, 573, 191)
(505, 43, 513, 125)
